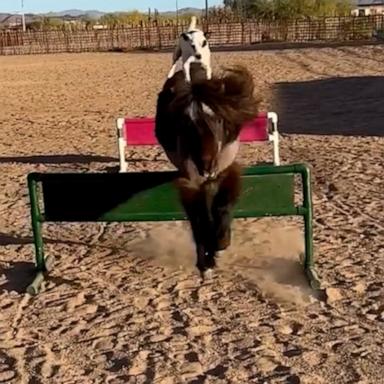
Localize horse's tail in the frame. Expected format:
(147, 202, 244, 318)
(172, 65, 261, 141)
(193, 65, 260, 125)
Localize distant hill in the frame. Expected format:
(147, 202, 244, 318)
(0, 7, 205, 27)
(40, 7, 204, 19)
(160, 8, 204, 17)
(0, 13, 34, 23)
(0, 13, 11, 23)
(42, 9, 105, 19)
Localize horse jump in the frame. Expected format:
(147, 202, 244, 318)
(26, 164, 320, 294)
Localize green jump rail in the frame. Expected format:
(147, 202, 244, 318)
(26, 163, 321, 295)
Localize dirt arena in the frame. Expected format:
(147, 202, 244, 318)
(0, 45, 383, 383)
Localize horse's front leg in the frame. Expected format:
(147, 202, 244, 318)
(177, 178, 217, 276)
(176, 179, 209, 274)
(190, 202, 217, 274)
(212, 163, 242, 252)
(200, 181, 219, 270)
(214, 205, 232, 251)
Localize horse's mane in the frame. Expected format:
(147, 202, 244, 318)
(167, 65, 260, 142)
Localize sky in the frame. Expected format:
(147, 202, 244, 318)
(1, 0, 223, 14)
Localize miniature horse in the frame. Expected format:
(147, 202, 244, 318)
(155, 63, 260, 277)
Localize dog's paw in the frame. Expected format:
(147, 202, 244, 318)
(184, 73, 192, 82)
(206, 67, 212, 80)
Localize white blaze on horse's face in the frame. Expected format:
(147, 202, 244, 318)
(201, 103, 215, 116)
(185, 102, 225, 180)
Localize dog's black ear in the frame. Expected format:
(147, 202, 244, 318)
(181, 32, 189, 41)
(204, 32, 211, 39)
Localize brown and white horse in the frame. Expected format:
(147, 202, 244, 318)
(155, 63, 260, 276)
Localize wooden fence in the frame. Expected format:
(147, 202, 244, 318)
(0, 15, 383, 56)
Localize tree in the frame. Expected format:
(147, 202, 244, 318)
(223, 0, 353, 19)
(99, 13, 120, 27)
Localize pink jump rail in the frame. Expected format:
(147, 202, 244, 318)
(116, 112, 280, 172)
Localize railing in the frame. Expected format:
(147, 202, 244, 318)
(0, 15, 383, 56)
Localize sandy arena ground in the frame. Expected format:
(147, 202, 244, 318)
(0, 45, 383, 383)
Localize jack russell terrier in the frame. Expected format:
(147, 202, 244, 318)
(167, 16, 212, 82)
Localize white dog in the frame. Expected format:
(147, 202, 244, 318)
(167, 16, 212, 82)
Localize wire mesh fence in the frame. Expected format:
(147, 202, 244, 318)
(0, 15, 383, 56)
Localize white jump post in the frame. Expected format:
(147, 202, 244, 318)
(116, 118, 128, 173)
(268, 111, 280, 166)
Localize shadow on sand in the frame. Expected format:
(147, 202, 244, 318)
(273, 76, 384, 137)
(0, 232, 96, 293)
(0, 154, 118, 165)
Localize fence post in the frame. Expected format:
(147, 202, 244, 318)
(156, 21, 162, 50)
(352, 15, 355, 40)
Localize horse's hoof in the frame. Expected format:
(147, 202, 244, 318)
(217, 229, 231, 251)
(202, 268, 214, 281)
(216, 239, 230, 251)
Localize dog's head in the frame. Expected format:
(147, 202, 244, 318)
(180, 30, 211, 62)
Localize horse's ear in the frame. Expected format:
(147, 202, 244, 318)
(181, 33, 189, 41)
(204, 32, 211, 39)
